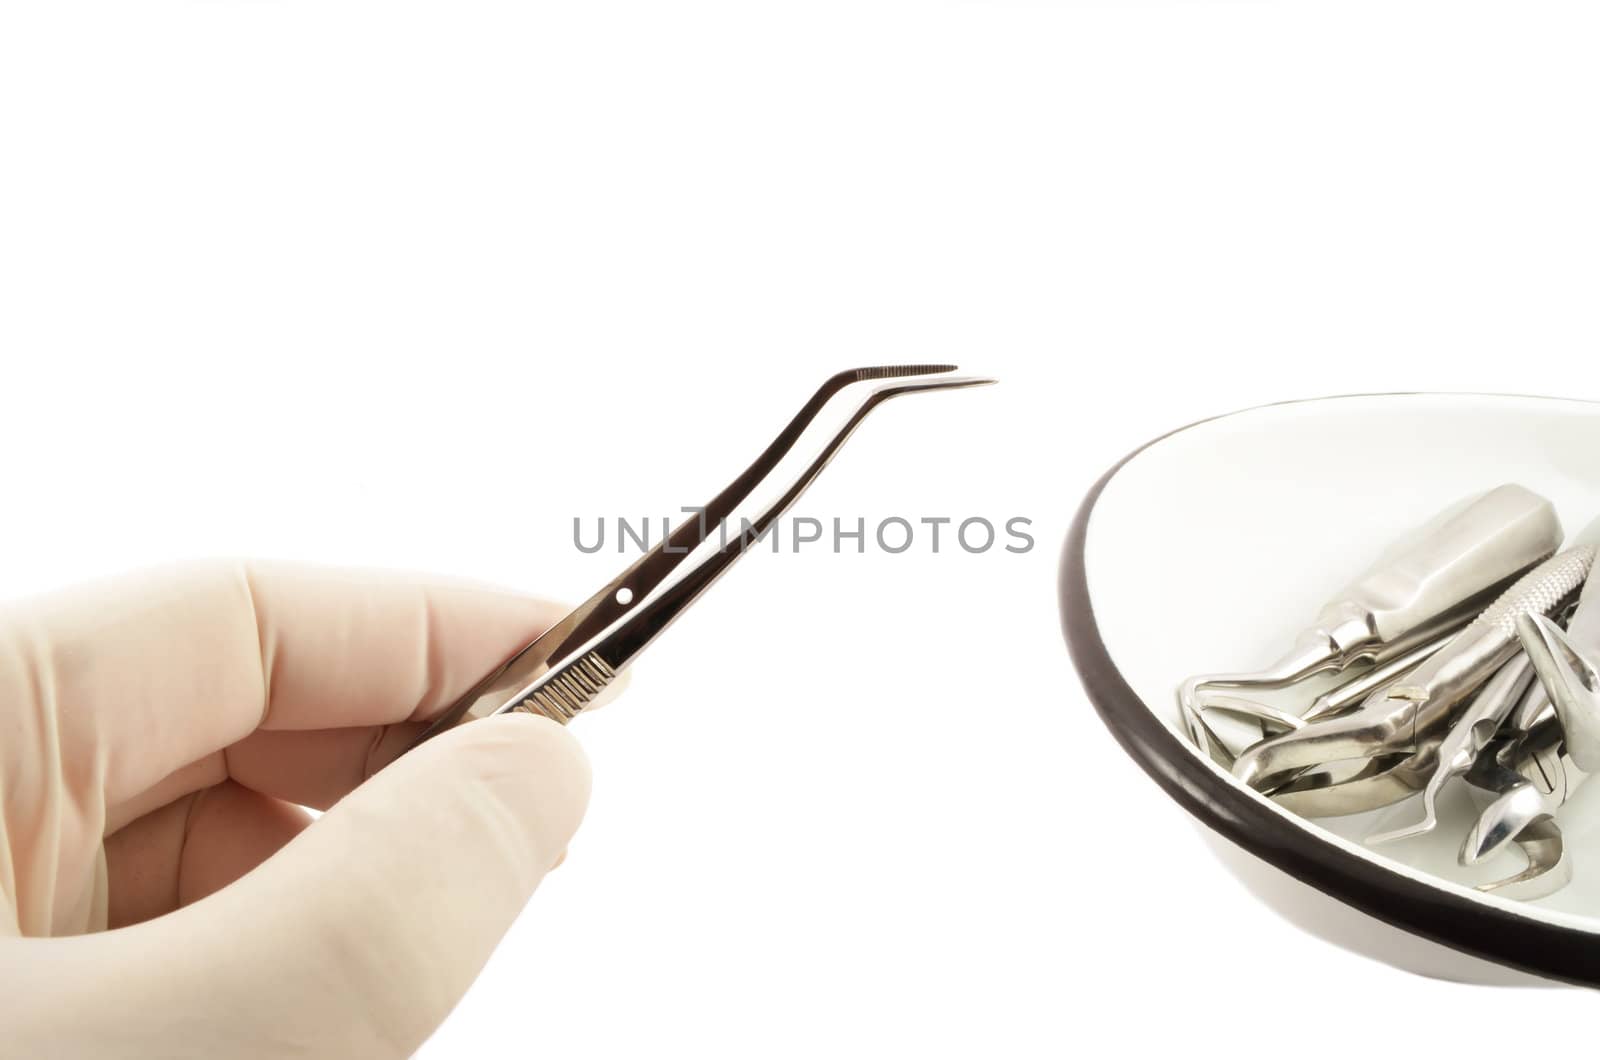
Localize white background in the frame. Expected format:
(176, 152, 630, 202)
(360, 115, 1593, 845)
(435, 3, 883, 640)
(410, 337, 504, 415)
(4, 0, 1600, 1056)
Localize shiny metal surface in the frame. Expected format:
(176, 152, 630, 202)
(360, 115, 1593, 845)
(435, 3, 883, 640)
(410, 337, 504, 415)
(1239, 541, 1599, 895)
(1482, 820, 1571, 901)
(1518, 584, 1600, 773)
(1299, 636, 1454, 724)
(1233, 546, 1594, 795)
(1271, 739, 1441, 818)
(1421, 567, 1600, 893)
(1181, 484, 1561, 762)
(1365, 654, 1537, 845)
(1460, 714, 1590, 898)
(1250, 640, 1457, 814)
(1193, 625, 1465, 769)
(413, 365, 992, 741)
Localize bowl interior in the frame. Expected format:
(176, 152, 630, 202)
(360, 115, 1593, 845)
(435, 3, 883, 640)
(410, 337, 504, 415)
(1085, 393, 1600, 925)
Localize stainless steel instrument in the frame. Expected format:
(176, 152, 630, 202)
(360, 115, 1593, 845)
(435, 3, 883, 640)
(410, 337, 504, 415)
(1517, 568, 1600, 773)
(1461, 715, 1589, 899)
(1232, 546, 1594, 795)
(1435, 570, 1600, 895)
(410, 365, 992, 742)
(1181, 485, 1562, 763)
(1177, 484, 1600, 902)
(1364, 654, 1538, 845)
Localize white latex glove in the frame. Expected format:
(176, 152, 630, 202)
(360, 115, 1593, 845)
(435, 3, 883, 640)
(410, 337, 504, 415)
(0, 561, 594, 1057)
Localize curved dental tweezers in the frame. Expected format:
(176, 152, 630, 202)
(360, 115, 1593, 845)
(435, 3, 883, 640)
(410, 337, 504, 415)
(412, 364, 994, 743)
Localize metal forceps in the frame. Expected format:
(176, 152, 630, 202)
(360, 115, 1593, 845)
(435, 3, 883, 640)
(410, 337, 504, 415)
(412, 365, 993, 743)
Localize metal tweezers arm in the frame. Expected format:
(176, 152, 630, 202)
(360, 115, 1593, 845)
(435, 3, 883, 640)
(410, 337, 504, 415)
(413, 364, 992, 740)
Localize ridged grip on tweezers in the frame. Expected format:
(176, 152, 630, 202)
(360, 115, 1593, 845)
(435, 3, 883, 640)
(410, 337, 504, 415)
(513, 651, 617, 724)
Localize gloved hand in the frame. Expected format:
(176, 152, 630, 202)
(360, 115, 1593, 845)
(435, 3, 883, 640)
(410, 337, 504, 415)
(0, 561, 594, 1057)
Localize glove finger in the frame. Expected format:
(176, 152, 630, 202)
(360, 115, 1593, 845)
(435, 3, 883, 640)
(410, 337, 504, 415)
(107, 669, 627, 830)
(216, 723, 429, 812)
(1, 559, 567, 820)
(0, 714, 589, 1058)
(222, 668, 633, 810)
(104, 780, 312, 928)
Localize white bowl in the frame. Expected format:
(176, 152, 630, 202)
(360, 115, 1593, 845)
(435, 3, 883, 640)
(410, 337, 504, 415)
(1060, 393, 1600, 986)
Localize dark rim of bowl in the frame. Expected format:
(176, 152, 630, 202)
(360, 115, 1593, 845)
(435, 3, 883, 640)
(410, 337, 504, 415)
(1058, 395, 1600, 988)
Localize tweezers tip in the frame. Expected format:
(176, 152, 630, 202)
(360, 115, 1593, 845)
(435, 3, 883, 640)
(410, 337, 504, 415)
(915, 376, 997, 393)
(849, 364, 959, 380)
(840, 366, 995, 389)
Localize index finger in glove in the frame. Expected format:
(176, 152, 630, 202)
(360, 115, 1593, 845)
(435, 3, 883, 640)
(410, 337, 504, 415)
(0, 560, 567, 820)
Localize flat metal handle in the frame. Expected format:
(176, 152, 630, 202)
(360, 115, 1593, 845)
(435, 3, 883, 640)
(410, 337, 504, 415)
(1318, 483, 1561, 650)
